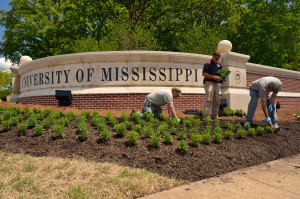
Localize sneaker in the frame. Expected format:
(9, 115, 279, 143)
(273, 123, 281, 133)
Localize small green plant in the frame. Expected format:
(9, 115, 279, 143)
(244, 122, 251, 130)
(131, 112, 141, 123)
(225, 122, 235, 131)
(183, 118, 193, 128)
(217, 67, 230, 81)
(157, 122, 168, 136)
(224, 130, 234, 139)
(134, 124, 143, 133)
(142, 112, 154, 121)
(17, 122, 28, 135)
(203, 117, 211, 125)
(178, 140, 188, 153)
(42, 117, 54, 129)
(236, 128, 246, 138)
(167, 117, 179, 128)
(76, 121, 88, 140)
(127, 131, 139, 145)
(106, 112, 117, 126)
(223, 107, 234, 116)
(295, 112, 300, 120)
(143, 125, 154, 138)
(53, 124, 65, 138)
(170, 126, 177, 135)
(190, 132, 202, 147)
(99, 129, 112, 142)
(248, 127, 256, 136)
(198, 108, 204, 116)
(34, 125, 43, 136)
(234, 109, 246, 116)
(234, 123, 242, 132)
(27, 116, 37, 129)
(201, 132, 211, 144)
(149, 134, 161, 148)
(164, 133, 173, 144)
(179, 128, 187, 140)
(213, 132, 223, 143)
(256, 126, 265, 135)
(120, 112, 129, 122)
(114, 123, 127, 137)
(265, 126, 273, 133)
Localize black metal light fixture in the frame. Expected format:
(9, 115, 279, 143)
(55, 90, 72, 106)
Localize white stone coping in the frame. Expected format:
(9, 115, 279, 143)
(246, 63, 300, 79)
(18, 51, 211, 75)
(17, 86, 300, 98)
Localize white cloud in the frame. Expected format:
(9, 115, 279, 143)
(0, 58, 12, 70)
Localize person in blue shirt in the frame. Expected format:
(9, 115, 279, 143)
(202, 51, 222, 119)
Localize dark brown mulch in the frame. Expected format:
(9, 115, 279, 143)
(0, 116, 299, 182)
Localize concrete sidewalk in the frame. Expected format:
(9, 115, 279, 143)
(140, 154, 300, 199)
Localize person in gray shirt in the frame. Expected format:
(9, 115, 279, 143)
(245, 76, 282, 131)
(143, 87, 182, 120)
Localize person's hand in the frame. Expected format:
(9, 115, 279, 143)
(265, 116, 271, 123)
(268, 104, 273, 112)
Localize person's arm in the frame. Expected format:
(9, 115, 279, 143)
(261, 98, 272, 126)
(202, 72, 221, 81)
(269, 92, 278, 104)
(167, 102, 177, 118)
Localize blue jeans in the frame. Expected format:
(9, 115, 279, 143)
(143, 98, 162, 117)
(246, 89, 278, 124)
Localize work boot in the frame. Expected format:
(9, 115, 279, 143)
(273, 123, 281, 133)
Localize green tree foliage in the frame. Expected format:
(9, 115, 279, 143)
(228, 0, 300, 71)
(0, 0, 299, 71)
(0, 70, 12, 97)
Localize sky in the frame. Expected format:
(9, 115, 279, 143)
(0, 0, 12, 67)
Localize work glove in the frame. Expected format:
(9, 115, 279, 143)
(265, 116, 271, 123)
(267, 104, 273, 112)
(177, 118, 181, 122)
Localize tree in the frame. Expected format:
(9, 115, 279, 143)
(228, 0, 300, 71)
(0, 70, 12, 98)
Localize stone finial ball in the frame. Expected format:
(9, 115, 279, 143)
(217, 40, 232, 53)
(20, 56, 33, 65)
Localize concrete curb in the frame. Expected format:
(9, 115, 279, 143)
(140, 154, 300, 199)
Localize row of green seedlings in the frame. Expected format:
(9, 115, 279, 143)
(198, 108, 246, 117)
(0, 106, 75, 137)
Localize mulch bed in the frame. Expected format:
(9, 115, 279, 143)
(1, 113, 299, 182)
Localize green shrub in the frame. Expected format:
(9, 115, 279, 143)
(236, 128, 246, 138)
(42, 117, 54, 129)
(170, 126, 178, 135)
(265, 126, 273, 133)
(143, 125, 153, 138)
(164, 133, 173, 144)
(179, 128, 187, 140)
(248, 127, 256, 136)
(178, 140, 188, 153)
(34, 125, 43, 136)
(27, 116, 37, 129)
(295, 112, 300, 120)
(234, 109, 246, 116)
(224, 130, 234, 139)
(77, 121, 88, 140)
(234, 123, 242, 132)
(100, 129, 111, 142)
(134, 124, 143, 133)
(17, 122, 28, 135)
(120, 112, 129, 122)
(66, 110, 75, 120)
(127, 131, 139, 145)
(183, 118, 192, 128)
(256, 126, 265, 135)
(149, 134, 161, 148)
(106, 112, 117, 126)
(131, 112, 141, 123)
(1, 120, 13, 131)
(142, 112, 154, 122)
(214, 126, 222, 134)
(157, 122, 168, 136)
(225, 122, 235, 131)
(244, 122, 251, 130)
(114, 123, 127, 137)
(53, 124, 65, 138)
(213, 132, 223, 143)
(190, 132, 202, 147)
(201, 132, 211, 144)
(203, 117, 211, 125)
(167, 117, 179, 128)
(198, 108, 204, 116)
(223, 107, 234, 116)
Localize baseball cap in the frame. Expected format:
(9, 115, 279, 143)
(172, 87, 182, 97)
